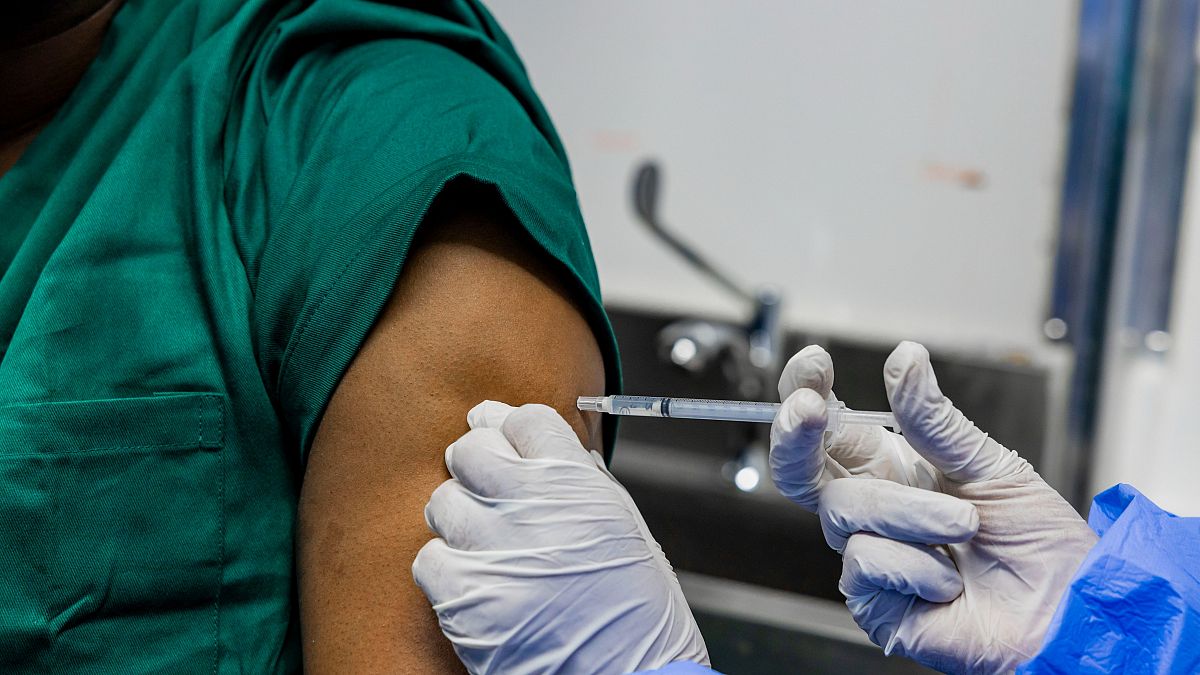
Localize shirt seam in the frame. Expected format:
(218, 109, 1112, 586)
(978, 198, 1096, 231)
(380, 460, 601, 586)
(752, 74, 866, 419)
(272, 153, 498, 402)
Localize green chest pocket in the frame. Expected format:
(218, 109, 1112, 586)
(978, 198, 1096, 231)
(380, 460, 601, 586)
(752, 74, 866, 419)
(0, 393, 226, 673)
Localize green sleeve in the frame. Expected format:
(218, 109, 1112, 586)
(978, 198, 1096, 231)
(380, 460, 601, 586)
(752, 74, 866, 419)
(241, 34, 619, 463)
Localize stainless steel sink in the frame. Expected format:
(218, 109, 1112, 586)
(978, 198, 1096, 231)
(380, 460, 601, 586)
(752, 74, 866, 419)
(681, 572, 927, 675)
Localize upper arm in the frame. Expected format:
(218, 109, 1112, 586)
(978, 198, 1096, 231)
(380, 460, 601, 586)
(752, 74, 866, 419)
(296, 183, 606, 672)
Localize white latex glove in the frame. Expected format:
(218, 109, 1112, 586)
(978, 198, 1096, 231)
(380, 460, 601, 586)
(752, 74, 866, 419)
(412, 401, 709, 675)
(771, 342, 1098, 674)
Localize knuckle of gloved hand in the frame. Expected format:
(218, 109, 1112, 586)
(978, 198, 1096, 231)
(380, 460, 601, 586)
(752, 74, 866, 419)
(504, 403, 578, 444)
(788, 493, 820, 513)
(411, 538, 448, 590)
(424, 480, 462, 532)
(509, 403, 570, 429)
(838, 536, 875, 597)
(446, 427, 507, 471)
(451, 426, 506, 455)
(819, 517, 847, 552)
(818, 479, 861, 551)
(843, 594, 881, 637)
(466, 399, 515, 429)
(768, 441, 816, 478)
(949, 501, 980, 540)
(769, 455, 819, 504)
(775, 480, 818, 511)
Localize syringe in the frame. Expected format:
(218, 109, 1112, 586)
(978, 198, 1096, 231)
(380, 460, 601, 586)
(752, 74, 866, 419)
(578, 395, 897, 433)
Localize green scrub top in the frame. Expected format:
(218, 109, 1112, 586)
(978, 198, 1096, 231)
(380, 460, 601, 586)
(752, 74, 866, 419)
(0, 0, 619, 671)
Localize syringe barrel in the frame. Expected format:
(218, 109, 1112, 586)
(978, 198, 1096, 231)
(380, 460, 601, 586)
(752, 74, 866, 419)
(606, 395, 665, 417)
(661, 397, 780, 423)
(578, 395, 897, 430)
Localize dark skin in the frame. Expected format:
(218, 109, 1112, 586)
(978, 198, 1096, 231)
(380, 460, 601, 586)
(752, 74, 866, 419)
(0, 0, 122, 176)
(2, 5, 607, 672)
(298, 185, 604, 672)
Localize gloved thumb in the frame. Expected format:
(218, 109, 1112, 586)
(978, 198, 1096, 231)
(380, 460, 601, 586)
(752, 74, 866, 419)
(500, 403, 596, 466)
(770, 388, 850, 511)
(778, 344, 835, 402)
(884, 342, 1027, 483)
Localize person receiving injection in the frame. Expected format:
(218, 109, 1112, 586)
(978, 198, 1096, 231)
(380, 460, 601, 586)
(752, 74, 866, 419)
(412, 342, 1200, 674)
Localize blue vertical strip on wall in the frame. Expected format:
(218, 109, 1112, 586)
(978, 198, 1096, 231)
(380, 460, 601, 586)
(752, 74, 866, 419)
(1049, 0, 1140, 504)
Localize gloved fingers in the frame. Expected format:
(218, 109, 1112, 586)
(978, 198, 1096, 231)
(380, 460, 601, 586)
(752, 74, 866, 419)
(467, 400, 516, 430)
(884, 341, 1026, 483)
(777, 344, 835, 402)
(445, 427, 523, 496)
(818, 478, 979, 552)
(412, 537, 493, 609)
(500, 403, 595, 465)
(424, 479, 498, 550)
(839, 533, 964, 604)
(770, 388, 848, 511)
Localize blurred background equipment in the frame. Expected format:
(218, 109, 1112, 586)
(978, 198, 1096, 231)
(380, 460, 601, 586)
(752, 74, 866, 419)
(489, 1, 1199, 672)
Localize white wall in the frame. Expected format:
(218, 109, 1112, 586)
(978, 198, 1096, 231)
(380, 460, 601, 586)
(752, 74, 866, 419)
(488, 1, 1078, 354)
(1090, 101, 1200, 515)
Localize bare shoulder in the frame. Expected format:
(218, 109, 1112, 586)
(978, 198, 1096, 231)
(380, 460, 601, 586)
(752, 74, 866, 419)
(296, 179, 605, 672)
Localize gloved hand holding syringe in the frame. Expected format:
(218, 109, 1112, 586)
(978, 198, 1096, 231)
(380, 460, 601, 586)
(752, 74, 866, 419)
(577, 394, 897, 433)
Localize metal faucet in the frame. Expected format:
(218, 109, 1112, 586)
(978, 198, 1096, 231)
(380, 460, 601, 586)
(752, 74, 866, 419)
(631, 160, 784, 420)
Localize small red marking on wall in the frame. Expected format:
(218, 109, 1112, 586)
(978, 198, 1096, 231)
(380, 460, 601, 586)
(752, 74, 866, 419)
(924, 162, 987, 190)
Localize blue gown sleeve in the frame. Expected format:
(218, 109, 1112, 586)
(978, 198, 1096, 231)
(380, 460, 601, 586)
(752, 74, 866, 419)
(1018, 483, 1200, 674)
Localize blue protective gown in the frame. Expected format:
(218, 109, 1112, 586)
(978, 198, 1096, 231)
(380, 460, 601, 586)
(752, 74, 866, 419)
(1019, 483, 1200, 673)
